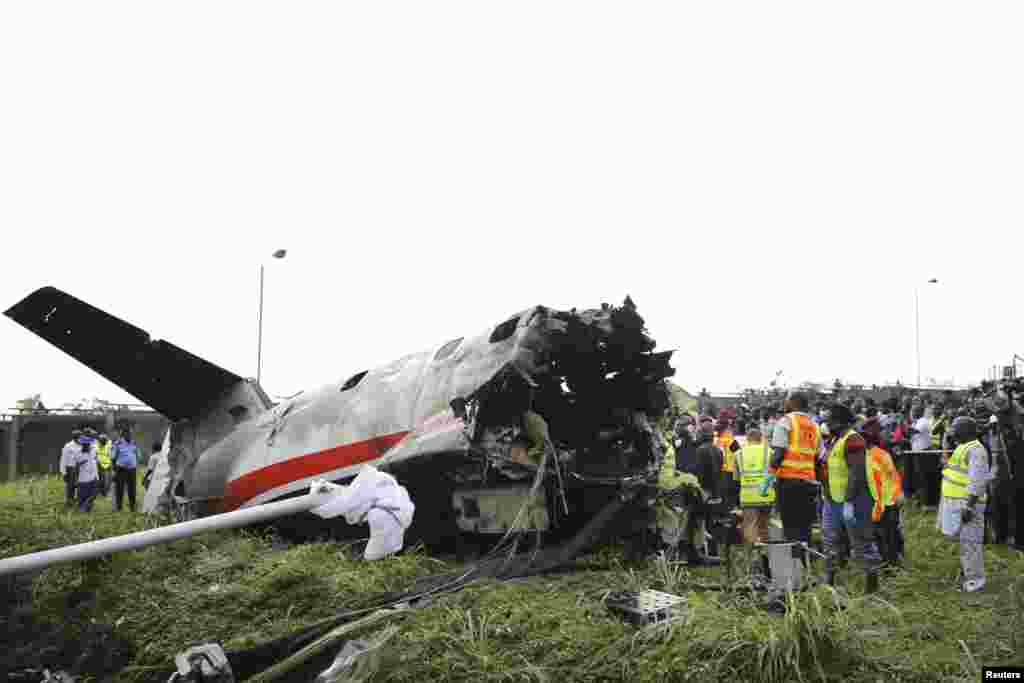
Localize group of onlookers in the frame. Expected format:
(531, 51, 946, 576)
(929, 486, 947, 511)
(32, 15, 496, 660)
(667, 388, 1022, 594)
(60, 427, 142, 512)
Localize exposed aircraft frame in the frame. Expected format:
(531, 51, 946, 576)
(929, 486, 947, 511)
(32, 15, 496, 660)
(5, 288, 676, 547)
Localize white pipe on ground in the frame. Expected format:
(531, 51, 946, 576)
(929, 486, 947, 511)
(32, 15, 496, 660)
(0, 484, 336, 578)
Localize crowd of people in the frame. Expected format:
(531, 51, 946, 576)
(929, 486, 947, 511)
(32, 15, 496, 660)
(663, 386, 1023, 595)
(59, 427, 151, 513)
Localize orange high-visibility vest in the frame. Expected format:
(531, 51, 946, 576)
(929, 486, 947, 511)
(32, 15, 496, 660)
(774, 413, 819, 481)
(716, 431, 735, 472)
(867, 446, 902, 521)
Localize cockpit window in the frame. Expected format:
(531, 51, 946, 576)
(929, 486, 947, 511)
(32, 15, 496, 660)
(434, 337, 463, 361)
(489, 316, 519, 343)
(341, 370, 368, 391)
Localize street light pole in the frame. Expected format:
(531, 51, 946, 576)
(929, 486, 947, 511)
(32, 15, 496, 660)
(915, 278, 938, 390)
(256, 249, 287, 386)
(257, 264, 265, 385)
(917, 284, 925, 389)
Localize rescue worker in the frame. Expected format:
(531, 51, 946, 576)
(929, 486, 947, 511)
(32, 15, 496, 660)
(766, 392, 820, 552)
(735, 427, 773, 577)
(716, 419, 741, 509)
(937, 416, 992, 592)
(112, 427, 139, 512)
(862, 419, 905, 568)
(75, 434, 100, 513)
(682, 417, 723, 565)
(60, 429, 82, 507)
(310, 465, 415, 560)
(655, 432, 704, 559)
(673, 416, 697, 474)
(94, 433, 113, 497)
(821, 404, 882, 593)
(923, 407, 952, 509)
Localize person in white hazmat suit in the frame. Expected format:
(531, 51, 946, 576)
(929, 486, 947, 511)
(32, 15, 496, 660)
(310, 465, 415, 560)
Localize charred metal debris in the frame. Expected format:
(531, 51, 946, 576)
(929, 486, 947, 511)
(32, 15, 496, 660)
(453, 297, 674, 487)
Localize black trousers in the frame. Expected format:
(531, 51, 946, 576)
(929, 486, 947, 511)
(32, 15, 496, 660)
(114, 467, 137, 512)
(776, 478, 818, 544)
(900, 449, 916, 500)
(991, 479, 1014, 544)
(876, 506, 904, 565)
(917, 454, 942, 507)
(64, 467, 77, 504)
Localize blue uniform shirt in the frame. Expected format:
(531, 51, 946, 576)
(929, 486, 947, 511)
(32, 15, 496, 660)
(113, 439, 138, 468)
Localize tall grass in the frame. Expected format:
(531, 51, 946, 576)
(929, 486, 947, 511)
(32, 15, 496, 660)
(3, 475, 1024, 682)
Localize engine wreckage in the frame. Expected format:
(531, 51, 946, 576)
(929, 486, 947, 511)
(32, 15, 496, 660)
(3, 288, 688, 574)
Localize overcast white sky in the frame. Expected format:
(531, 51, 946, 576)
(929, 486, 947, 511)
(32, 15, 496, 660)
(2, 2, 1022, 412)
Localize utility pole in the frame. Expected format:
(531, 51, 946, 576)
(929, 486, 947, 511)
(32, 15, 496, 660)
(915, 278, 938, 388)
(257, 249, 287, 385)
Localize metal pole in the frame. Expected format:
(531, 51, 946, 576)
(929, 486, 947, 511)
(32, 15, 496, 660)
(915, 286, 921, 389)
(257, 264, 265, 385)
(0, 485, 337, 578)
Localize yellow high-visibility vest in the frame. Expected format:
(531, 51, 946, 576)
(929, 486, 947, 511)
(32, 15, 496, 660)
(738, 443, 774, 507)
(95, 442, 112, 469)
(941, 440, 987, 502)
(828, 429, 855, 502)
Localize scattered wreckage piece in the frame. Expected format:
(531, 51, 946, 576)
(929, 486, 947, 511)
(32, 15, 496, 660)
(168, 644, 234, 683)
(314, 625, 399, 683)
(247, 608, 408, 683)
(5, 287, 675, 558)
(604, 589, 688, 627)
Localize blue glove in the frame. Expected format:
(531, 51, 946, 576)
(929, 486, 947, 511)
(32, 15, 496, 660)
(842, 502, 856, 525)
(759, 474, 776, 497)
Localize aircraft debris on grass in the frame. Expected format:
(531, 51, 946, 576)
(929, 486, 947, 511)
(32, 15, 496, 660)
(4, 287, 677, 560)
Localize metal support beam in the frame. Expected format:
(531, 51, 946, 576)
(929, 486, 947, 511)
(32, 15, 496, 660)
(7, 415, 20, 481)
(0, 483, 339, 577)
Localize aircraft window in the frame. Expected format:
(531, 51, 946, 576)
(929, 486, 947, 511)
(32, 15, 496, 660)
(434, 337, 463, 361)
(489, 316, 519, 343)
(341, 370, 369, 392)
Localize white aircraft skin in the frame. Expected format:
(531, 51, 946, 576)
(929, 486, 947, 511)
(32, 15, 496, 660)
(186, 308, 539, 513)
(7, 288, 673, 535)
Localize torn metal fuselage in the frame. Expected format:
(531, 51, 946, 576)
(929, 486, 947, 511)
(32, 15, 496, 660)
(4, 285, 674, 549)
(165, 298, 674, 546)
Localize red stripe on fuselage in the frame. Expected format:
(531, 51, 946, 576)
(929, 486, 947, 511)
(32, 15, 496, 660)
(218, 431, 410, 512)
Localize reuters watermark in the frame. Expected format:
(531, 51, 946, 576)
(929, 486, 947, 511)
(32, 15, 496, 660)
(984, 667, 1024, 680)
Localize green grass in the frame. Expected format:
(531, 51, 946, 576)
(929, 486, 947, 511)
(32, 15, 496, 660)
(2, 474, 1023, 682)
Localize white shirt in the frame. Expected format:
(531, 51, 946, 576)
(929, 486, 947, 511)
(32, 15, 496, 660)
(911, 417, 931, 452)
(75, 446, 99, 483)
(60, 440, 80, 471)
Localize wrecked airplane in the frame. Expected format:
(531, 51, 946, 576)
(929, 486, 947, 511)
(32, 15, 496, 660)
(5, 287, 676, 551)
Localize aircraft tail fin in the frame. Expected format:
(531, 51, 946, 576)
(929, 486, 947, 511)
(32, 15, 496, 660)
(5, 286, 269, 421)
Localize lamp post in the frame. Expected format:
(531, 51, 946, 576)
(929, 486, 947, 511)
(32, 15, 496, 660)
(257, 249, 287, 385)
(915, 278, 938, 389)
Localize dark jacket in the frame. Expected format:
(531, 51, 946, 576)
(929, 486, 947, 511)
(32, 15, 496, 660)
(673, 431, 697, 474)
(694, 436, 724, 499)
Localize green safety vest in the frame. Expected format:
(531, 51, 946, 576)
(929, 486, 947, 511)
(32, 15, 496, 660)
(827, 429, 859, 503)
(738, 443, 774, 506)
(941, 439, 987, 502)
